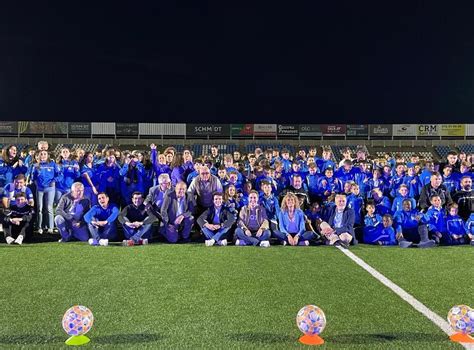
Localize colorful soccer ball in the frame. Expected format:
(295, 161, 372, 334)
(447, 305, 473, 334)
(62, 305, 94, 336)
(296, 305, 326, 336)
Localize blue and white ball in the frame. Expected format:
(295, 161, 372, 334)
(296, 305, 326, 336)
(447, 305, 473, 334)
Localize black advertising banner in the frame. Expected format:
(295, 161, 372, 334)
(186, 124, 230, 137)
(299, 124, 322, 137)
(231, 124, 254, 137)
(43, 122, 68, 135)
(346, 124, 369, 137)
(116, 123, 139, 136)
(0, 121, 18, 134)
(69, 122, 91, 135)
(369, 124, 392, 137)
(321, 124, 346, 135)
(277, 124, 299, 137)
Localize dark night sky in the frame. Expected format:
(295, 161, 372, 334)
(1, 3, 474, 124)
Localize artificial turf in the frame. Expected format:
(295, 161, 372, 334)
(0, 243, 470, 349)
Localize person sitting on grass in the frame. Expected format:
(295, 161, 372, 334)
(235, 190, 271, 247)
(319, 193, 354, 249)
(365, 214, 396, 245)
(275, 192, 315, 246)
(119, 191, 156, 246)
(84, 192, 119, 246)
(197, 192, 235, 247)
(465, 213, 474, 246)
(144, 173, 173, 223)
(422, 195, 449, 245)
(55, 182, 91, 243)
(3, 192, 34, 245)
(363, 202, 382, 243)
(160, 182, 195, 244)
(393, 199, 436, 248)
(446, 203, 467, 245)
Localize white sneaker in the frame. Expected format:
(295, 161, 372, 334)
(37, 229, 43, 234)
(141, 239, 148, 245)
(47, 228, 54, 234)
(235, 239, 240, 246)
(99, 239, 109, 246)
(282, 241, 287, 246)
(6, 236, 15, 244)
(260, 240, 270, 248)
(205, 239, 215, 247)
(14, 235, 24, 245)
(219, 239, 227, 246)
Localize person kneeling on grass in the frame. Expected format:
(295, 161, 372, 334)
(275, 192, 315, 246)
(235, 190, 271, 247)
(84, 192, 119, 246)
(446, 203, 467, 245)
(319, 194, 354, 249)
(3, 192, 34, 245)
(161, 182, 195, 243)
(54, 182, 91, 243)
(119, 191, 156, 246)
(198, 192, 235, 246)
(393, 199, 436, 248)
(422, 195, 450, 245)
(364, 213, 397, 245)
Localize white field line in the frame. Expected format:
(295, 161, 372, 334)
(337, 247, 474, 350)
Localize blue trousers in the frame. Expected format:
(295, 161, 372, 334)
(273, 230, 315, 244)
(37, 186, 55, 230)
(55, 215, 90, 242)
(123, 224, 153, 241)
(160, 216, 194, 243)
(202, 226, 231, 242)
(235, 228, 271, 246)
(363, 227, 396, 245)
(88, 222, 118, 241)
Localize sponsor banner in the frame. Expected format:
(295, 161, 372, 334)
(69, 122, 91, 135)
(392, 124, 416, 136)
(43, 122, 68, 134)
(277, 124, 299, 136)
(369, 124, 392, 137)
(346, 124, 368, 137)
(231, 124, 254, 137)
(299, 124, 322, 137)
(253, 124, 276, 136)
(116, 123, 139, 136)
(18, 121, 41, 134)
(321, 124, 346, 135)
(468, 124, 474, 136)
(439, 124, 465, 137)
(0, 121, 18, 134)
(417, 124, 439, 136)
(186, 124, 230, 136)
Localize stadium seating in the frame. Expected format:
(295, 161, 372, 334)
(435, 145, 452, 159)
(458, 144, 474, 154)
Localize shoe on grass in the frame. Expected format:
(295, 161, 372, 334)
(37, 228, 43, 235)
(218, 239, 227, 246)
(6, 236, 15, 244)
(259, 240, 270, 247)
(334, 239, 349, 249)
(99, 239, 109, 246)
(418, 239, 436, 248)
(14, 235, 24, 245)
(205, 239, 215, 247)
(88, 238, 99, 246)
(399, 240, 413, 248)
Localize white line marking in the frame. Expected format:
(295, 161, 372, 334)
(337, 247, 474, 349)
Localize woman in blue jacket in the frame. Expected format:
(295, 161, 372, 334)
(96, 151, 121, 206)
(80, 152, 99, 205)
(32, 150, 60, 233)
(119, 154, 145, 205)
(55, 147, 80, 204)
(275, 192, 315, 246)
(0, 145, 27, 189)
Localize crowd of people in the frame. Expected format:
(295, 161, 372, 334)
(1, 140, 473, 248)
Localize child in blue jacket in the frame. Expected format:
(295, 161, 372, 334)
(446, 203, 467, 245)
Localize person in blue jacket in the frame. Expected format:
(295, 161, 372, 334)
(441, 164, 459, 194)
(402, 165, 422, 200)
(393, 199, 436, 248)
(371, 188, 392, 216)
(422, 195, 449, 245)
(391, 184, 416, 213)
(119, 153, 145, 205)
(0, 145, 27, 190)
(96, 150, 121, 206)
(150, 144, 171, 185)
(80, 152, 99, 205)
(84, 192, 119, 246)
(275, 192, 315, 246)
(32, 150, 61, 234)
(446, 203, 467, 245)
(365, 168, 386, 199)
(363, 202, 382, 243)
(259, 181, 281, 235)
(55, 147, 80, 204)
(465, 213, 474, 246)
(364, 213, 397, 245)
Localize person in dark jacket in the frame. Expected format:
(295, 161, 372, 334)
(197, 192, 235, 246)
(54, 182, 91, 242)
(160, 182, 195, 243)
(320, 194, 355, 249)
(119, 191, 157, 245)
(3, 192, 34, 245)
(452, 176, 473, 221)
(419, 172, 453, 211)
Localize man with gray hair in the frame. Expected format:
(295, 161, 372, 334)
(55, 182, 91, 242)
(187, 166, 223, 216)
(144, 173, 173, 221)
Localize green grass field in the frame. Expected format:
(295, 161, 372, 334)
(1, 243, 473, 349)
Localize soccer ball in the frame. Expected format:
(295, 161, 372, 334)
(447, 305, 473, 334)
(296, 305, 326, 336)
(62, 305, 94, 336)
